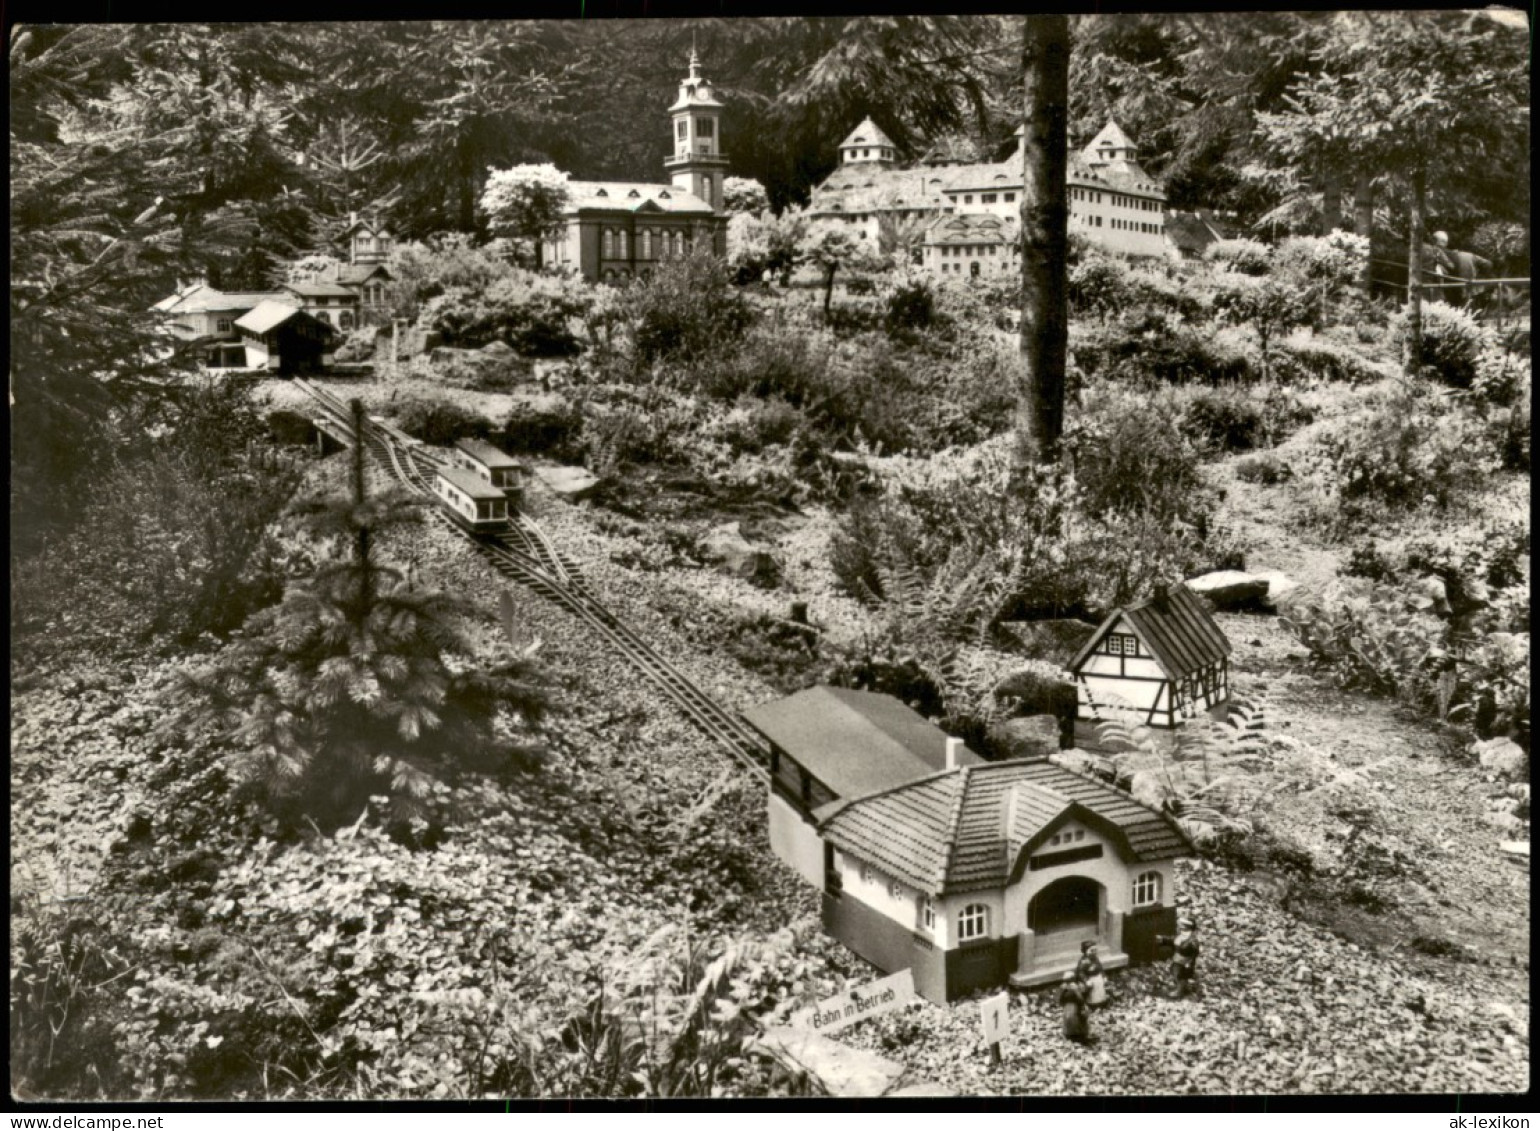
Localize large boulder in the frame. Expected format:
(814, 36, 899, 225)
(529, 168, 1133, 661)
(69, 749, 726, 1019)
(988, 714, 1062, 760)
(535, 465, 601, 502)
(699, 522, 780, 587)
(996, 619, 1097, 666)
(1474, 736, 1527, 780)
(1251, 569, 1300, 610)
(478, 339, 517, 359)
(1185, 571, 1270, 612)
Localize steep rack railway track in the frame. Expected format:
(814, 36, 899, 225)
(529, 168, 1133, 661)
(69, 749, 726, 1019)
(294, 379, 772, 783)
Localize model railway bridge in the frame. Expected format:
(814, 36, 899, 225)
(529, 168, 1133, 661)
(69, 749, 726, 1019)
(294, 380, 772, 784)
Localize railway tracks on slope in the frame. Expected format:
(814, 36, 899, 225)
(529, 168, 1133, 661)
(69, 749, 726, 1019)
(294, 380, 772, 783)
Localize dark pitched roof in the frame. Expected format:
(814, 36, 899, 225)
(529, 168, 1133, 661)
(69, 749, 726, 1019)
(455, 438, 523, 469)
(743, 686, 982, 800)
(235, 299, 315, 335)
(819, 759, 1191, 895)
(283, 281, 359, 299)
(334, 264, 392, 285)
(1069, 584, 1231, 679)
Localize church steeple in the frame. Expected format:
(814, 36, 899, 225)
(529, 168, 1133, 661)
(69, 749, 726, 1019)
(664, 47, 728, 212)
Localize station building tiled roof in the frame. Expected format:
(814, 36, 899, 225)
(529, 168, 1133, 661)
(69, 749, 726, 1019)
(817, 758, 1192, 896)
(455, 438, 524, 470)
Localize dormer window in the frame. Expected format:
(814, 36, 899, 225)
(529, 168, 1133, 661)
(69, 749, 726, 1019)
(658, 190, 671, 199)
(596, 188, 608, 197)
(627, 189, 640, 198)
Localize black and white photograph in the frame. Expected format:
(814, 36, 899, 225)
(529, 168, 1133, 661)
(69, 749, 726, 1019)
(10, 10, 1531, 1103)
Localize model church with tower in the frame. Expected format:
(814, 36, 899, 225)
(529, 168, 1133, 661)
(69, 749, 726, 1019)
(538, 49, 730, 282)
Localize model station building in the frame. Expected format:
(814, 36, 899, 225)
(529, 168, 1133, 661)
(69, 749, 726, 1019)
(745, 686, 1192, 1005)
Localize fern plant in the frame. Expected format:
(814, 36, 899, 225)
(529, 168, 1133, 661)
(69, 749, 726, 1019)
(1090, 690, 1277, 845)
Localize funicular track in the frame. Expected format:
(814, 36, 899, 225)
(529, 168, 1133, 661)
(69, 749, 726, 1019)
(294, 380, 772, 782)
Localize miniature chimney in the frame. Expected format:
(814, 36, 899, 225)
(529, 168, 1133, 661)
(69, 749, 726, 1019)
(1153, 581, 1170, 614)
(945, 736, 965, 770)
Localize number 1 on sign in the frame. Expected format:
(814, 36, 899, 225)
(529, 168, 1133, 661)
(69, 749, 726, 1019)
(980, 992, 1009, 1067)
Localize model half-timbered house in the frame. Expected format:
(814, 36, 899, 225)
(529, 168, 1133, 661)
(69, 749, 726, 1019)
(1066, 582, 1232, 729)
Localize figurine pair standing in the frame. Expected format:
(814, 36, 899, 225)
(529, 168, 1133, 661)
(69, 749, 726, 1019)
(1059, 940, 1107, 1045)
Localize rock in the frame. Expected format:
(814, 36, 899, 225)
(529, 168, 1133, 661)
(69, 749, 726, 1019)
(1410, 576, 1451, 617)
(988, 715, 1061, 760)
(996, 619, 1097, 665)
(749, 1028, 905, 1098)
(698, 522, 780, 587)
(535, 465, 601, 502)
(1473, 737, 1527, 780)
(885, 1082, 959, 1097)
(429, 345, 498, 369)
(1251, 569, 1300, 609)
(1185, 571, 1270, 612)
(478, 339, 517, 359)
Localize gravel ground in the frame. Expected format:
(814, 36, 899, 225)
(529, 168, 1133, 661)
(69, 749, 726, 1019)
(14, 400, 1527, 1097)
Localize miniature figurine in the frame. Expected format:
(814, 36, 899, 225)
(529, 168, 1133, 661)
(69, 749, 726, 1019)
(1077, 940, 1107, 1007)
(1157, 916, 1201, 999)
(1059, 972, 1092, 1044)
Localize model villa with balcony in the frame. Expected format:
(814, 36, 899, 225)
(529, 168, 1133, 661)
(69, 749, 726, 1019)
(745, 686, 1191, 1005)
(1066, 582, 1233, 729)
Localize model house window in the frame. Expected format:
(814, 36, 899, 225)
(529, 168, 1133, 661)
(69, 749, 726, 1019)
(963, 195, 973, 204)
(339, 311, 355, 331)
(918, 896, 935, 931)
(1132, 871, 1162, 908)
(888, 879, 904, 900)
(216, 318, 232, 332)
(315, 312, 331, 325)
(701, 175, 713, 202)
(640, 230, 652, 259)
(860, 864, 871, 884)
(982, 193, 997, 204)
(677, 120, 688, 140)
(957, 903, 989, 942)
(697, 119, 713, 139)
(603, 230, 615, 258)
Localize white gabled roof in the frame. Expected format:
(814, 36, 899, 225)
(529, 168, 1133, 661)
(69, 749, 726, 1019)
(840, 117, 896, 150)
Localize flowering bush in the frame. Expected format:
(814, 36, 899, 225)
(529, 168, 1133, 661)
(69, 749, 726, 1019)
(1203, 238, 1273, 275)
(422, 272, 591, 356)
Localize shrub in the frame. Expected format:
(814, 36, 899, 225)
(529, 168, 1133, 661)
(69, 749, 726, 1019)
(268, 408, 318, 446)
(1269, 338, 1384, 385)
(1067, 386, 1211, 521)
(1204, 238, 1273, 275)
(714, 396, 804, 455)
(1183, 386, 1263, 452)
(1495, 388, 1530, 472)
(883, 275, 939, 338)
(1314, 383, 1499, 512)
(1472, 347, 1527, 408)
(1394, 300, 1494, 389)
(1069, 249, 1139, 321)
(422, 272, 589, 356)
(1234, 451, 1293, 486)
(503, 396, 586, 460)
(1073, 312, 1252, 385)
(390, 396, 497, 446)
(385, 234, 515, 322)
(630, 253, 754, 366)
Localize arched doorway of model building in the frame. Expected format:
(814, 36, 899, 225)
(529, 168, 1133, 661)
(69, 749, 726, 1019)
(1028, 876, 1102, 941)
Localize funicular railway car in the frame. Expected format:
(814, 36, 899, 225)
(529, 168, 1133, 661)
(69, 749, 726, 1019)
(453, 438, 528, 505)
(434, 465, 511, 534)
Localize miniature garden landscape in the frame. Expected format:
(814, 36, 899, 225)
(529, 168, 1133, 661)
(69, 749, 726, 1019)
(9, 16, 1531, 1101)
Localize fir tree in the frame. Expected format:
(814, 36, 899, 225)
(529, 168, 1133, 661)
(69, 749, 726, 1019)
(182, 402, 548, 829)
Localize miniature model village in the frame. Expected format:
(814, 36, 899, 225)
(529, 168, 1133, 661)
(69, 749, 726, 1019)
(12, 19, 1530, 1102)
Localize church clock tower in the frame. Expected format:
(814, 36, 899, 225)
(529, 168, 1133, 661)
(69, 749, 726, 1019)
(663, 49, 728, 213)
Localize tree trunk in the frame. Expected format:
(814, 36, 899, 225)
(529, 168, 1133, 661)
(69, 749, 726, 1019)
(1405, 164, 1425, 379)
(823, 265, 836, 319)
(1354, 170, 1375, 293)
(350, 399, 374, 619)
(1017, 14, 1071, 466)
(1320, 164, 1342, 235)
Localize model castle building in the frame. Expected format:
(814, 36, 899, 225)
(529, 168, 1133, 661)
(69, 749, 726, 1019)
(807, 116, 1169, 277)
(538, 50, 729, 282)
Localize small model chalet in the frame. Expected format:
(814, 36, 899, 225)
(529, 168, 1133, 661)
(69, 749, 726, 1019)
(233, 300, 338, 374)
(745, 686, 1192, 1005)
(1066, 582, 1232, 729)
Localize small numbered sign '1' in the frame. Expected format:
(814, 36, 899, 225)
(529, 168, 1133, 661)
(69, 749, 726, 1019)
(980, 991, 1010, 1047)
